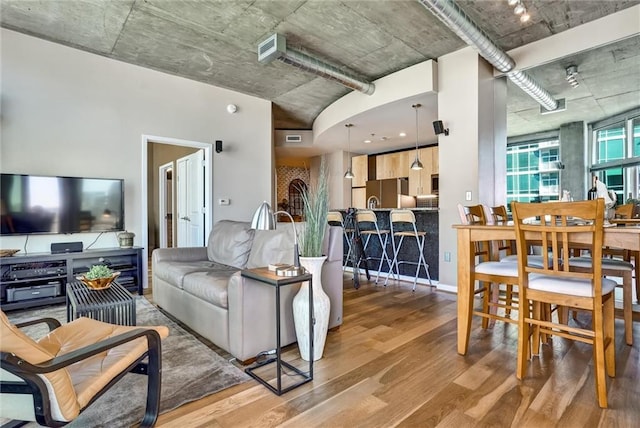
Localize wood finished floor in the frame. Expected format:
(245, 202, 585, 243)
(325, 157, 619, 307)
(148, 274, 640, 428)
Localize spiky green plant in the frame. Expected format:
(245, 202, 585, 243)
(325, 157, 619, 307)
(85, 264, 113, 279)
(299, 157, 329, 257)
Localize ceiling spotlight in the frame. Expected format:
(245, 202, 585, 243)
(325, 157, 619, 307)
(399, 132, 407, 137)
(514, 2, 526, 15)
(364, 139, 372, 144)
(565, 65, 580, 88)
(520, 11, 530, 22)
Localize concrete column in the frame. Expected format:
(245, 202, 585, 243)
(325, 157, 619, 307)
(559, 121, 587, 201)
(437, 47, 507, 290)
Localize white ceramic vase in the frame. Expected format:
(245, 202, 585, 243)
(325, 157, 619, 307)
(293, 255, 330, 361)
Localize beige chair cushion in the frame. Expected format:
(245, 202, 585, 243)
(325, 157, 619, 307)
(1, 312, 169, 422)
(1, 310, 79, 422)
(207, 220, 255, 268)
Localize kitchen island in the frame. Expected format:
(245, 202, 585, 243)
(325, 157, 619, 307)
(333, 208, 438, 283)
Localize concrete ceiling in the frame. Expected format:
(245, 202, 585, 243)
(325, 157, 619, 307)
(2, 0, 639, 158)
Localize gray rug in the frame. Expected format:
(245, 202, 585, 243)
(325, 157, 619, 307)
(6, 298, 250, 427)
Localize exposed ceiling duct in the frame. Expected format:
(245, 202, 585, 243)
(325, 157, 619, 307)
(258, 33, 375, 95)
(416, 0, 559, 112)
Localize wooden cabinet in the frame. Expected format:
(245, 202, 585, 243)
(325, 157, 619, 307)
(351, 187, 366, 209)
(351, 154, 368, 188)
(0, 247, 143, 311)
(409, 147, 436, 196)
(376, 152, 409, 180)
(431, 146, 439, 174)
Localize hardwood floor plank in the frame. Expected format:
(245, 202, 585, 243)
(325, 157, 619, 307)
(152, 275, 640, 427)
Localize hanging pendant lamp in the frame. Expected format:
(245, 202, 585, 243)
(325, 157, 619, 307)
(410, 104, 423, 170)
(344, 123, 355, 179)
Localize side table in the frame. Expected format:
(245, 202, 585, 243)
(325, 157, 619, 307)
(66, 281, 137, 326)
(241, 267, 313, 395)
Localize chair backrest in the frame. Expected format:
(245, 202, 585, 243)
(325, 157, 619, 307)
(356, 209, 377, 224)
(459, 204, 490, 259)
(1, 310, 80, 422)
(615, 203, 634, 219)
(327, 211, 344, 226)
(490, 205, 515, 255)
(511, 199, 605, 297)
(389, 209, 416, 224)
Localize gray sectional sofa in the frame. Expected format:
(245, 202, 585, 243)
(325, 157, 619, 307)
(151, 220, 343, 362)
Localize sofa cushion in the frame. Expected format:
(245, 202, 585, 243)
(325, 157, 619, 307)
(153, 260, 223, 289)
(246, 226, 296, 269)
(207, 220, 254, 269)
(182, 268, 237, 309)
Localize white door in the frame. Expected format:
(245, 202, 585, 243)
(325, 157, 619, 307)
(176, 150, 205, 247)
(158, 162, 173, 248)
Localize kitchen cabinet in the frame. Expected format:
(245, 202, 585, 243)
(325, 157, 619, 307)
(351, 154, 368, 188)
(432, 146, 439, 173)
(351, 187, 366, 209)
(376, 152, 408, 180)
(409, 147, 435, 196)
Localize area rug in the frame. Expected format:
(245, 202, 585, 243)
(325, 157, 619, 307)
(6, 298, 250, 427)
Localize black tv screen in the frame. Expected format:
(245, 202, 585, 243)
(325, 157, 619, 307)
(0, 174, 124, 235)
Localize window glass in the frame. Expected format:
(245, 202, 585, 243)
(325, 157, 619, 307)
(633, 117, 640, 157)
(596, 125, 625, 163)
(506, 140, 560, 209)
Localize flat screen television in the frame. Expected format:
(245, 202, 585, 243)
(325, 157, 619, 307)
(0, 173, 124, 235)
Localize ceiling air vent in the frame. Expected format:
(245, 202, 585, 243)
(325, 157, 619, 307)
(285, 135, 302, 143)
(258, 34, 286, 64)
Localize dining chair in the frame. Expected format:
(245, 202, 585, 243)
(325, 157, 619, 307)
(611, 203, 640, 305)
(511, 199, 616, 408)
(327, 210, 353, 271)
(458, 204, 519, 329)
(567, 202, 635, 345)
(355, 210, 393, 284)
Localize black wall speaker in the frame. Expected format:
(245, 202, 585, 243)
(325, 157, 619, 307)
(215, 140, 223, 153)
(432, 120, 449, 136)
(51, 241, 83, 254)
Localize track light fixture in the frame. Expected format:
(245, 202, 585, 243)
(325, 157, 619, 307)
(566, 65, 580, 88)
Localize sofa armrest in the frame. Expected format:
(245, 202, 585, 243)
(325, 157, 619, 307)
(324, 225, 343, 263)
(151, 247, 208, 266)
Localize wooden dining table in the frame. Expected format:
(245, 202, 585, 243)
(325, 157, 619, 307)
(453, 222, 640, 355)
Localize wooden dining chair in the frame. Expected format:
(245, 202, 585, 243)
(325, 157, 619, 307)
(611, 203, 640, 305)
(458, 204, 519, 329)
(512, 199, 616, 408)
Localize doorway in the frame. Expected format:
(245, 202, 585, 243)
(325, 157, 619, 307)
(141, 135, 213, 289)
(158, 162, 173, 248)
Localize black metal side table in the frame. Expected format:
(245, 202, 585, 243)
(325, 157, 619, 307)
(66, 281, 136, 326)
(241, 267, 313, 395)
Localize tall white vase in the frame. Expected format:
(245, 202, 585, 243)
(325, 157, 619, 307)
(294, 256, 330, 361)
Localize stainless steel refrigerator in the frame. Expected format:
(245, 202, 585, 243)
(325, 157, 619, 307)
(365, 178, 409, 208)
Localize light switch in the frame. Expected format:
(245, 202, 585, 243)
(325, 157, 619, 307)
(218, 198, 230, 205)
(465, 191, 472, 201)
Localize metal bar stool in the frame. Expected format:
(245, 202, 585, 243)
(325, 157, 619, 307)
(355, 209, 393, 283)
(388, 209, 432, 291)
(327, 211, 353, 271)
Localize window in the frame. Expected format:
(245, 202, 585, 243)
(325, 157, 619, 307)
(633, 117, 640, 157)
(596, 125, 625, 163)
(506, 139, 560, 207)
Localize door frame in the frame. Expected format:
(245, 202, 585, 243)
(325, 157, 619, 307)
(158, 161, 173, 248)
(141, 135, 213, 289)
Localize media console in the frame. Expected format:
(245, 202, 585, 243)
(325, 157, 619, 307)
(0, 247, 143, 311)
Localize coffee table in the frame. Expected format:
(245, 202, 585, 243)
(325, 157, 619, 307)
(66, 280, 136, 326)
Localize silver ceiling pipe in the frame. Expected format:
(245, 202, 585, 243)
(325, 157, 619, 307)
(416, 0, 558, 111)
(258, 33, 375, 95)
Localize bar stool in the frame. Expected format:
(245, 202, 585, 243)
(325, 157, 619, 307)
(388, 209, 432, 291)
(327, 211, 353, 271)
(355, 210, 393, 283)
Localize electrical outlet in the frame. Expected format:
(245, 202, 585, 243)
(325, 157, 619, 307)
(465, 191, 472, 201)
(444, 252, 451, 262)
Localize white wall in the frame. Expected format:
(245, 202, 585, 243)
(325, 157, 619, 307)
(0, 29, 273, 254)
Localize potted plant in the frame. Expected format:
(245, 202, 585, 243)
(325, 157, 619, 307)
(79, 264, 120, 290)
(293, 156, 331, 361)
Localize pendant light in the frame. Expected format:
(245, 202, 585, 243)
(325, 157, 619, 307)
(410, 104, 423, 170)
(344, 123, 355, 179)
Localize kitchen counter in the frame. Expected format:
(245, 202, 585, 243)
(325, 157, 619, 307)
(332, 209, 438, 282)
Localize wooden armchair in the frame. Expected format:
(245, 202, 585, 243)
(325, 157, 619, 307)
(1, 311, 169, 427)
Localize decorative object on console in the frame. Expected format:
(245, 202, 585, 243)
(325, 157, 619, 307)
(118, 230, 135, 248)
(295, 156, 330, 361)
(251, 202, 304, 276)
(0, 249, 19, 257)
